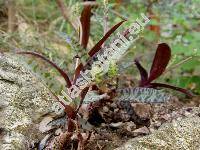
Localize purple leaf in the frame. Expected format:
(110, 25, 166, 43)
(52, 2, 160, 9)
(75, 86, 90, 114)
(67, 118, 75, 132)
(147, 43, 171, 83)
(150, 83, 194, 97)
(134, 59, 148, 86)
(80, 4, 92, 49)
(73, 63, 84, 84)
(88, 20, 126, 57)
(17, 51, 72, 88)
(64, 105, 76, 119)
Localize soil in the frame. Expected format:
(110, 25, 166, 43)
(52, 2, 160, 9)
(41, 96, 200, 150)
(84, 96, 200, 150)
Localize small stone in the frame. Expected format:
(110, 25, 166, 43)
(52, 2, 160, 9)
(184, 111, 192, 117)
(110, 103, 117, 108)
(39, 117, 54, 133)
(110, 122, 123, 128)
(161, 114, 171, 121)
(81, 133, 87, 140)
(133, 126, 150, 135)
(39, 134, 52, 150)
(126, 121, 136, 132)
(114, 108, 119, 113)
(154, 121, 162, 129)
(103, 106, 109, 113)
(131, 103, 152, 119)
(55, 128, 63, 136)
(131, 103, 152, 126)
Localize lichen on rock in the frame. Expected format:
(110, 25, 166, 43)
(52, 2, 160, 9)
(0, 53, 59, 149)
(115, 114, 200, 150)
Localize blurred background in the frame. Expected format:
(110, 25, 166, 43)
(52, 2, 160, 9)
(0, 0, 199, 97)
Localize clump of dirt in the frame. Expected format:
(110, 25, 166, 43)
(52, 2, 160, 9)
(38, 96, 200, 150)
(84, 96, 200, 150)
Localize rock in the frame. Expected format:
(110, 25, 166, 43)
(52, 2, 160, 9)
(110, 122, 123, 128)
(131, 103, 152, 126)
(39, 134, 52, 150)
(115, 121, 136, 137)
(115, 115, 200, 150)
(126, 121, 136, 132)
(102, 106, 109, 113)
(39, 117, 54, 133)
(133, 126, 149, 136)
(131, 103, 152, 119)
(0, 53, 59, 149)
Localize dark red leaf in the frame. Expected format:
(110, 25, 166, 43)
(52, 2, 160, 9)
(65, 105, 76, 119)
(67, 119, 75, 132)
(85, 132, 92, 144)
(147, 43, 171, 83)
(91, 85, 99, 91)
(150, 83, 194, 97)
(88, 20, 126, 57)
(77, 132, 84, 150)
(73, 63, 84, 84)
(75, 86, 89, 114)
(80, 5, 92, 49)
(52, 131, 73, 149)
(80, 86, 90, 100)
(134, 59, 148, 86)
(17, 51, 72, 88)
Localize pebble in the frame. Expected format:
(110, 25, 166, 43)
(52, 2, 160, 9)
(133, 126, 150, 135)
